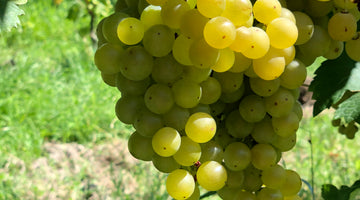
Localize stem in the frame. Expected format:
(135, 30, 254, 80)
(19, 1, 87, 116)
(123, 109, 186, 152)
(309, 131, 315, 200)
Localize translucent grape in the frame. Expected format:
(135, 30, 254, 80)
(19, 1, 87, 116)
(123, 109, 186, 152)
(140, 5, 163, 31)
(221, 0, 253, 26)
(185, 112, 217, 143)
(211, 48, 235, 72)
(252, 50, 286, 81)
(152, 154, 180, 173)
(253, 0, 282, 24)
(251, 116, 277, 144)
(100, 72, 117, 87)
(228, 52, 252, 73)
(251, 143, 277, 170)
(266, 17, 298, 49)
(117, 17, 144, 45)
(257, 188, 284, 200)
(220, 84, 245, 103)
(328, 12, 357, 41)
(200, 77, 222, 105)
(128, 131, 154, 161)
(172, 34, 193, 66)
(133, 108, 164, 137)
(237, 27, 270, 59)
(161, 0, 190, 29)
(172, 79, 202, 108)
(102, 12, 128, 45)
(280, 59, 307, 89)
(224, 142, 251, 171)
(280, 170, 302, 196)
(293, 11, 314, 45)
(120, 45, 153, 81)
(152, 54, 183, 85)
(116, 72, 151, 96)
(239, 95, 266, 123)
(152, 127, 181, 157)
(324, 39, 344, 60)
(180, 9, 209, 40)
(189, 38, 220, 69)
(96, 17, 107, 46)
(142, 24, 175, 57)
(265, 88, 295, 117)
(190, 104, 212, 115)
(272, 112, 300, 138)
(115, 95, 144, 124)
(166, 169, 195, 200)
(298, 25, 331, 57)
(173, 136, 202, 166)
(181, 65, 212, 83)
(261, 164, 286, 189)
(199, 140, 224, 163)
(281, 7, 296, 23)
(271, 133, 297, 152)
(197, 0, 226, 18)
(226, 169, 245, 188)
(213, 71, 244, 94)
(144, 84, 174, 114)
(249, 77, 280, 97)
(345, 33, 360, 61)
(304, 0, 333, 17)
(196, 161, 227, 191)
(242, 164, 263, 192)
(94, 43, 124, 74)
(203, 16, 236, 49)
(163, 105, 190, 131)
(225, 110, 254, 138)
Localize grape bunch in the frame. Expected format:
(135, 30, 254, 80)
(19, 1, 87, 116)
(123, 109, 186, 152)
(93, 0, 359, 199)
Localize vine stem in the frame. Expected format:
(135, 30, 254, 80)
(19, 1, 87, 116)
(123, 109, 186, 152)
(309, 130, 315, 200)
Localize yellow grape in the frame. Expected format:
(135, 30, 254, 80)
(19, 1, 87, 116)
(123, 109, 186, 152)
(280, 170, 302, 196)
(267, 17, 298, 49)
(281, 7, 296, 23)
(221, 0, 253, 26)
(189, 38, 220, 69)
(197, 0, 226, 18)
(253, 50, 286, 81)
(166, 169, 195, 200)
(140, 5, 163, 31)
(229, 26, 252, 52)
(228, 52, 252, 73)
(253, 0, 282, 24)
(328, 12, 357, 41)
(211, 48, 235, 72)
(152, 127, 181, 157)
(270, 46, 296, 65)
(117, 17, 144, 45)
(196, 161, 227, 191)
(161, 0, 190, 29)
(173, 136, 202, 166)
(233, 27, 270, 59)
(203, 16, 236, 49)
(185, 112, 217, 143)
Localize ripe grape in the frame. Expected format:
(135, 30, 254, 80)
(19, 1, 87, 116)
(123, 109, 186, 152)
(173, 136, 202, 166)
(328, 12, 357, 41)
(203, 16, 236, 49)
(224, 142, 251, 171)
(166, 169, 195, 200)
(253, 0, 282, 24)
(196, 161, 227, 191)
(117, 17, 144, 45)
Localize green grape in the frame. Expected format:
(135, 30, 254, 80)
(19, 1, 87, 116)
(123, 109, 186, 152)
(267, 17, 298, 49)
(228, 52, 252, 73)
(224, 142, 251, 171)
(249, 77, 280, 97)
(102, 12, 128, 45)
(204, 16, 236, 49)
(251, 143, 277, 170)
(142, 24, 175, 57)
(292, 101, 303, 121)
(324, 39, 344, 60)
(265, 88, 295, 117)
(270, 46, 296, 65)
(146, 0, 167, 6)
(152, 154, 180, 173)
(96, 17, 108, 46)
(240, 27, 270, 59)
(94, 43, 124, 74)
(217, 186, 239, 200)
(251, 116, 277, 144)
(189, 104, 211, 115)
(180, 9, 209, 40)
(253, 0, 282, 25)
(214, 127, 237, 149)
(189, 38, 220, 69)
(172, 79, 202, 108)
(345, 33, 360, 61)
(100, 72, 117, 87)
(284, 195, 302, 200)
(185, 112, 217, 143)
(213, 71, 244, 94)
(197, 0, 225, 18)
(186, 0, 197, 8)
(133, 108, 164, 137)
(128, 131, 154, 161)
(261, 164, 286, 189)
(163, 105, 190, 131)
(117, 17, 144, 45)
(252, 50, 286, 81)
(272, 112, 300, 138)
(152, 54, 183, 85)
(280, 59, 307, 90)
(152, 127, 181, 157)
(116, 72, 151, 95)
(229, 26, 251, 53)
(172, 34, 193, 66)
(328, 12, 357, 42)
(294, 46, 318, 66)
(173, 136, 202, 166)
(233, 190, 257, 200)
(225, 110, 254, 138)
(281, 7, 296, 23)
(211, 48, 235, 72)
(200, 77, 222, 105)
(166, 169, 195, 200)
(161, 0, 190, 29)
(280, 170, 302, 196)
(144, 84, 174, 114)
(271, 133, 297, 152)
(221, 0, 253, 26)
(120, 45, 153, 81)
(210, 100, 226, 117)
(226, 169, 245, 188)
(242, 164, 263, 192)
(181, 65, 212, 83)
(304, 0, 333, 17)
(199, 140, 223, 163)
(220, 84, 245, 103)
(257, 188, 284, 200)
(334, 0, 357, 9)
(293, 11, 314, 45)
(196, 161, 227, 191)
(115, 95, 144, 124)
(140, 5, 163, 31)
(298, 25, 331, 57)
(239, 95, 266, 123)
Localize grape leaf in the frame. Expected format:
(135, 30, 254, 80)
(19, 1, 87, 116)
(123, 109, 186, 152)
(309, 52, 360, 116)
(334, 92, 360, 124)
(0, 0, 25, 32)
(322, 180, 360, 200)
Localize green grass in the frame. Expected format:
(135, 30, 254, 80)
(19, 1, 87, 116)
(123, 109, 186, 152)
(0, 1, 360, 199)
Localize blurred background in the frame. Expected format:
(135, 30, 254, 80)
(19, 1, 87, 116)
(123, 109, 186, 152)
(0, 0, 359, 199)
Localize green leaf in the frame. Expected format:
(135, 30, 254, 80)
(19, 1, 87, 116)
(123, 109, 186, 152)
(0, 1, 25, 32)
(322, 184, 340, 200)
(334, 92, 360, 124)
(309, 52, 360, 116)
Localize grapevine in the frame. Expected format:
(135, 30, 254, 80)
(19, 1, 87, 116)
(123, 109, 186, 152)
(93, 0, 360, 199)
